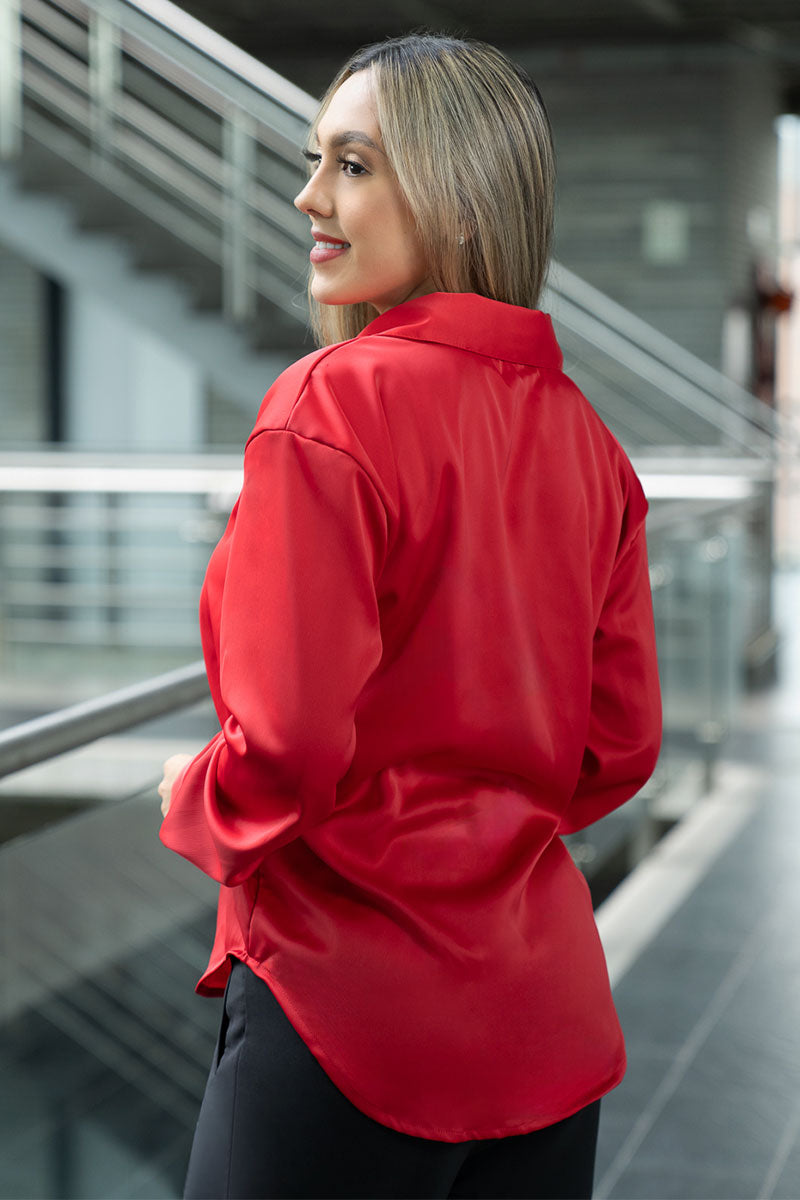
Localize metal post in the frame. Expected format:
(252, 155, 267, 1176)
(88, 0, 122, 170)
(222, 108, 256, 322)
(0, 0, 23, 159)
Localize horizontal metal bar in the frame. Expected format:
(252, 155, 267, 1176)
(548, 263, 781, 437)
(1, 619, 200, 647)
(0, 460, 242, 494)
(2, 544, 210, 568)
(23, 47, 92, 123)
(116, 27, 304, 157)
(0, 509, 219, 534)
(28, 0, 315, 125)
(645, 493, 759, 534)
(2, 580, 201, 605)
(114, 0, 317, 119)
(632, 454, 774, 477)
(22, 0, 87, 56)
(0, 660, 208, 779)
(550, 295, 775, 457)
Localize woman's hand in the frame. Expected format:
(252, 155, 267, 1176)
(158, 753, 193, 818)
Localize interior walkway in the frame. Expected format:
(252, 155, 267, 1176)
(2, 575, 798, 1199)
(593, 568, 800, 1200)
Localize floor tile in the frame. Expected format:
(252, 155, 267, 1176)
(606, 1159, 765, 1200)
(768, 1131, 800, 1200)
(612, 940, 738, 1055)
(629, 1072, 785, 1177)
(596, 1048, 674, 1179)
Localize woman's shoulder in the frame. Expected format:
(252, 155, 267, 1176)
(249, 333, 425, 441)
(244, 337, 409, 498)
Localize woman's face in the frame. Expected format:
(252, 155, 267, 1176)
(294, 70, 434, 314)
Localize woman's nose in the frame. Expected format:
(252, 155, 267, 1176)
(294, 173, 330, 217)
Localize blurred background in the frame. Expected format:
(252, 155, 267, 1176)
(0, 1, 798, 1197)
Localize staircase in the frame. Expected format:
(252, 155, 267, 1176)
(0, 788, 220, 1198)
(0, 0, 787, 749)
(0, 0, 790, 455)
(0, 4, 791, 1195)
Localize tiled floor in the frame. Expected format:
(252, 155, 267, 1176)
(0, 910, 219, 1200)
(594, 571, 800, 1200)
(3, 574, 799, 1199)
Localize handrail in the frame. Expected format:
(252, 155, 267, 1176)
(545, 290, 777, 459)
(0, 449, 243, 494)
(11, 0, 314, 326)
(1, 0, 787, 454)
(0, 483, 761, 782)
(114, 0, 317, 118)
(547, 263, 787, 444)
(0, 660, 208, 779)
(0, 447, 773, 500)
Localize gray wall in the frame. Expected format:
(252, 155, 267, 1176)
(0, 241, 47, 445)
(0, 41, 785, 446)
(272, 39, 784, 371)
(519, 44, 782, 368)
(64, 288, 204, 451)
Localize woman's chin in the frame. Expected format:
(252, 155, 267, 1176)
(310, 281, 353, 307)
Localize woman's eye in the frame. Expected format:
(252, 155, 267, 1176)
(301, 150, 367, 177)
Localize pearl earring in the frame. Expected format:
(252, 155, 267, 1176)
(458, 234, 465, 245)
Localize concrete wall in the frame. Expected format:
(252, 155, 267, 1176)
(0, 241, 47, 445)
(0, 248, 207, 452)
(64, 289, 204, 451)
(0, 42, 785, 444)
(518, 44, 782, 369)
(273, 40, 784, 371)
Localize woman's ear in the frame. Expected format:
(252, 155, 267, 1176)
(458, 219, 477, 244)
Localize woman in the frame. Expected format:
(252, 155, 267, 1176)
(158, 33, 662, 1200)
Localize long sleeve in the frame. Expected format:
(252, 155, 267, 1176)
(156, 296, 668, 1142)
(559, 522, 662, 835)
(159, 428, 387, 887)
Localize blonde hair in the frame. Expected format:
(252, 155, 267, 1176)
(307, 34, 556, 347)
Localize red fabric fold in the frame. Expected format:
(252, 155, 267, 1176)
(160, 291, 661, 1141)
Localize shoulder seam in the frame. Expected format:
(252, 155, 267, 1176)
(282, 340, 357, 430)
(244, 425, 386, 506)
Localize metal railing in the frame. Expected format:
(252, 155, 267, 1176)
(0, 0, 789, 456)
(0, 659, 207, 778)
(0, 451, 775, 668)
(0, 483, 765, 792)
(0, 487, 769, 1200)
(544, 264, 791, 457)
(2, 0, 315, 325)
(0, 452, 241, 661)
(0, 6, 787, 1194)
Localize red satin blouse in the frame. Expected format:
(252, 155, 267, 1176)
(160, 291, 662, 1142)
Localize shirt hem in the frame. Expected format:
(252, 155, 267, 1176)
(194, 949, 626, 1144)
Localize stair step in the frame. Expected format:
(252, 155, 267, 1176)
(9, 136, 307, 352)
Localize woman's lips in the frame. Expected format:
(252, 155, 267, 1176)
(310, 236, 351, 264)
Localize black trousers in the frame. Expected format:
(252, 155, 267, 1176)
(183, 959, 600, 1200)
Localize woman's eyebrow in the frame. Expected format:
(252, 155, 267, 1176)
(316, 130, 384, 153)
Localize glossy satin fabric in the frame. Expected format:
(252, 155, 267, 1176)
(160, 291, 662, 1142)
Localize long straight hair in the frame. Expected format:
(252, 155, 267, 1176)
(306, 34, 556, 347)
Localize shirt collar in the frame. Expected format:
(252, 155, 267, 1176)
(357, 292, 563, 370)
